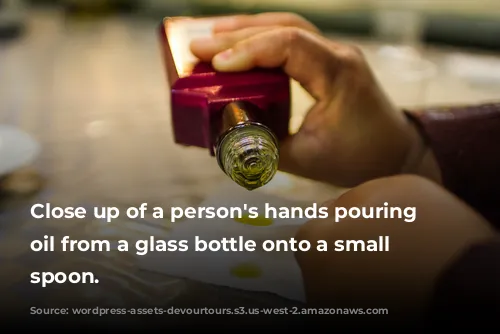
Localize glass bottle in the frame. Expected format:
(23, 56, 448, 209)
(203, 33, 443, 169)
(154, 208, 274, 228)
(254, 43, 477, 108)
(159, 17, 290, 190)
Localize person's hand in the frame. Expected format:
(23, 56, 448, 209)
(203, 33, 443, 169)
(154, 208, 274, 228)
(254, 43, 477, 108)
(190, 13, 438, 187)
(295, 175, 495, 325)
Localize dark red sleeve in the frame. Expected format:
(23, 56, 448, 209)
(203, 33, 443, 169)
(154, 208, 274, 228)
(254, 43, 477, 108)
(406, 103, 500, 229)
(407, 103, 500, 329)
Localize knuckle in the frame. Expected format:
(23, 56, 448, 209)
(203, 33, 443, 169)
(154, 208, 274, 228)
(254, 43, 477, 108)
(339, 45, 365, 66)
(281, 13, 320, 33)
(216, 31, 235, 44)
(281, 12, 307, 26)
(280, 26, 305, 44)
(349, 44, 364, 56)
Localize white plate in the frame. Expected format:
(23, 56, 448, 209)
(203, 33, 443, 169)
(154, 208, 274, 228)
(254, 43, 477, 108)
(136, 180, 309, 302)
(0, 125, 41, 176)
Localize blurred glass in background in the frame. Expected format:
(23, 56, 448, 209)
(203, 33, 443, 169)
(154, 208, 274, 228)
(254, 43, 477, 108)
(372, 0, 426, 50)
(368, 46, 436, 108)
(1, 0, 499, 115)
(0, 0, 498, 291)
(2, 0, 500, 131)
(0, 0, 27, 39)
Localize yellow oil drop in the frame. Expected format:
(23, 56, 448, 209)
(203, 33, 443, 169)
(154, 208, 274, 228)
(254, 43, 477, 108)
(230, 263, 262, 278)
(234, 214, 273, 227)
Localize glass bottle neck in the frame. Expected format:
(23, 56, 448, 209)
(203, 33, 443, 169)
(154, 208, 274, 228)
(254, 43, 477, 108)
(215, 102, 279, 191)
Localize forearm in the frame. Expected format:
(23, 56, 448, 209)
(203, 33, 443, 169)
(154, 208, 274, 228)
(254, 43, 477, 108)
(404, 104, 500, 329)
(406, 103, 500, 228)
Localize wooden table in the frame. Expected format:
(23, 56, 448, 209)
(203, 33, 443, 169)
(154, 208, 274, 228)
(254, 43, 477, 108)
(0, 8, 499, 322)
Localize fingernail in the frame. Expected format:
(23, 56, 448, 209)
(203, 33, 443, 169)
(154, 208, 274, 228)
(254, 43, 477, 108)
(214, 49, 233, 61)
(213, 49, 250, 71)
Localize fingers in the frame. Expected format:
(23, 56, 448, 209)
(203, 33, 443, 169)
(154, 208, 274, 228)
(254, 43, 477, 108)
(213, 12, 320, 34)
(295, 175, 495, 309)
(209, 27, 341, 101)
(191, 12, 320, 62)
(191, 24, 364, 100)
(190, 26, 276, 62)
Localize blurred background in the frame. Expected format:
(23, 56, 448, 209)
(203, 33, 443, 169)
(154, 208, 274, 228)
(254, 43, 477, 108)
(1, 1, 500, 206)
(2, 0, 500, 115)
(7, 0, 500, 48)
(1, 0, 500, 217)
(6, 0, 500, 48)
(1, 0, 500, 311)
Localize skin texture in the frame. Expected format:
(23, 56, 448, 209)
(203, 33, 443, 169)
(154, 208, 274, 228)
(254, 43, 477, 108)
(190, 13, 497, 326)
(295, 175, 494, 325)
(190, 13, 437, 188)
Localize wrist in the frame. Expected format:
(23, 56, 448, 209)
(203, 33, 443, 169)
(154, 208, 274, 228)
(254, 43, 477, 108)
(401, 115, 442, 183)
